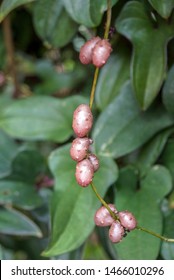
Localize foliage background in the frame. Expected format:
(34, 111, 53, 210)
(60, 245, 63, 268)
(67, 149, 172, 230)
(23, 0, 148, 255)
(0, 0, 174, 260)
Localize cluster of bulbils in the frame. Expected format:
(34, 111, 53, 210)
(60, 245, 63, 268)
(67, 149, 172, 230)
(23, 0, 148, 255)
(70, 36, 112, 186)
(79, 36, 112, 67)
(70, 103, 99, 187)
(70, 36, 137, 243)
(94, 204, 137, 243)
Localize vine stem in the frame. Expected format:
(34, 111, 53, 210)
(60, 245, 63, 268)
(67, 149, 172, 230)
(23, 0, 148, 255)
(89, 67, 99, 110)
(90, 182, 117, 220)
(104, 0, 112, 40)
(89, 0, 174, 245)
(91, 180, 174, 243)
(136, 225, 174, 243)
(89, 0, 112, 110)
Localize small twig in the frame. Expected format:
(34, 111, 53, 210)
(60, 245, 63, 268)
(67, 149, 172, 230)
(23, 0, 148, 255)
(2, 15, 21, 98)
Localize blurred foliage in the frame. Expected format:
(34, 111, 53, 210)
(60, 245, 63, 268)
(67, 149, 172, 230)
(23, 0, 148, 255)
(0, 0, 174, 260)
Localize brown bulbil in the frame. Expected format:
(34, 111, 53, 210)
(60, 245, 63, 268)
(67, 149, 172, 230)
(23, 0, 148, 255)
(118, 210, 137, 230)
(75, 159, 94, 187)
(88, 154, 100, 172)
(109, 221, 125, 243)
(72, 104, 93, 137)
(79, 37, 101, 64)
(94, 204, 117, 227)
(70, 137, 92, 162)
(92, 39, 112, 68)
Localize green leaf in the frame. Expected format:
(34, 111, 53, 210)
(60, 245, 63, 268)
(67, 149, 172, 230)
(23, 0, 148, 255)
(141, 165, 172, 200)
(162, 65, 174, 115)
(93, 82, 174, 158)
(63, 0, 118, 27)
(0, 244, 14, 260)
(113, 165, 172, 260)
(161, 210, 174, 259)
(34, 60, 86, 95)
(33, 0, 78, 48)
(0, 207, 42, 237)
(116, 1, 174, 109)
(0, 95, 87, 142)
(95, 48, 130, 111)
(0, 130, 18, 178)
(8, 149, 46, 184)
(135, 127, 174, 176)
(161, 242, 174, 259)
(160, 139, 174, 182)
(0, 0, 36, 22)
(148, 0, 174, 19)
(43, 144, 118, 256)
(0, 145, 46, 211)
(0, 180, 43, 210)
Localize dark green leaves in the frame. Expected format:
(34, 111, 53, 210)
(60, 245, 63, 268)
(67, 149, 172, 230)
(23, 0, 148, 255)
(135, 127, 174, 176)
(95, 50, 130, 111)
(64, 0, 118, 27)
(162, 65, 174, 115)
(116, 1, 174, 109)
(43, 144, 118, 256)
(0, 130, 18, 178)
(0, 148, 47, 210)
(0, 95, 87, 142)
(113, 165, 172, 259)
(161, 210, 174, 259)
(0, 207, 42, 237)
(161, 139, 174, 182)
(0, 181, 43, 210)
(33, 0, 78, 48)
(93, 82, 174, 158)
(148, 0, 174, 19)
(0, 0, 36, 22)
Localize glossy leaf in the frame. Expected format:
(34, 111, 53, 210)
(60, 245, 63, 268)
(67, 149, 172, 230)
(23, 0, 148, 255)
(0, 180, 43, 210)
(95, 49, 130, 111)
(0, 0, 36, 22)
(148, 0, 174, 19)
(162, 65, 174, 115)
(116, 1, 174, 109)
(93, 82, 174, 158)
(0, 130, 18, 178)
(33, 0, 78, 48)
(135, 127, 174, 176)
(43, 144, 118, 256)
(63, 0, 118, 27)
(0, 207, 42, 237)
(0, 145, 46, 211)
(0, 95, 87, 142)
(161, 139, 174, 182)
(8, 149, 46, 184)
(113, 165, 172, 260)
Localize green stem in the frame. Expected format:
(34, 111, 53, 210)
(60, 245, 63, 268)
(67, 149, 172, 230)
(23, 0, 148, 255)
(104, 0, 112, 40)
(90, 182, 117, 220)
(89, 67, 99, 110)
(136, 225, 174, 243)
(91, 182, 174, 243)
(89, 0, 112, 110)
(89, 0, 174, 246)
